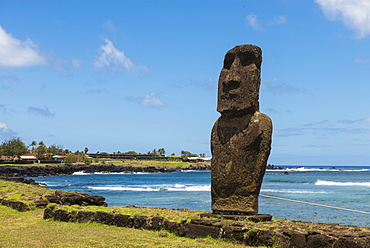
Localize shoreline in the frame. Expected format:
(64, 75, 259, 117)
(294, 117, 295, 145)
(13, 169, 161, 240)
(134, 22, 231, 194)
(1, 178, 370, 247)
(0, 163, 211, 180)
(2, 165, 370, 247)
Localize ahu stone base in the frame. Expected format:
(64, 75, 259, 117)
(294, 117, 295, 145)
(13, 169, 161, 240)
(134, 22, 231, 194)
(43, 205, 370, 248)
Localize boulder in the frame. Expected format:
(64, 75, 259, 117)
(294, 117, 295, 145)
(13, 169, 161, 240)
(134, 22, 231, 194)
(76, 211, 96, 223)
(148, 216, 165, 231)
(0, 199, 29, 211)
(114, 214, 133, 228)
(133, 215, 148, 229)
(45, 191, 107, 206)
(94, 211, 115, 225)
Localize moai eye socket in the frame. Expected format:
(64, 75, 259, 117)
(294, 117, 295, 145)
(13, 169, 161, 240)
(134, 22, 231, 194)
(223, 53, 235, 70)
(238, 51, 256, 67)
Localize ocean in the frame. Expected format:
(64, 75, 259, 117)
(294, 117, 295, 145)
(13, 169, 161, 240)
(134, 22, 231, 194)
(28, 165, 370, 227)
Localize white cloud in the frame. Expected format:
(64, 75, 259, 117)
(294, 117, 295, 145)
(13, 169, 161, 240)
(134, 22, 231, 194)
(126, 91, 165, 107)
(94, 39, 148, 72)
(0, 26, 45, 67)
(0, 121, 17, 139)
(268, 16, 287, 25)
(337, 116, 370, 124)
(141, 91, 165, 107)
(103, 20, 117, 33)
(262, 77, 309, 95)
(246, 14, 263, 31)
(27, 106, 55, 118)
(246, 14, 287, 31)
(315, 0, 370, 38)
(71, 58, 82, 68)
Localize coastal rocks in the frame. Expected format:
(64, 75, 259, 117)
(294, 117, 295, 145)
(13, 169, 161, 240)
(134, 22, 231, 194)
(45, 191, 107, 206)
(0, 165, 181, 179)
(211, 44, 272, 215)
(0, 199, 30, 211)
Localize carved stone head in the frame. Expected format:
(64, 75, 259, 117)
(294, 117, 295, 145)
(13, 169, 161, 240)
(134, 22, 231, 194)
(217, 45, 262, 115)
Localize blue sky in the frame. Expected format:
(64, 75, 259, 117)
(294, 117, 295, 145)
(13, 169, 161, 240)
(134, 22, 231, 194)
(0, 0, 370, 165)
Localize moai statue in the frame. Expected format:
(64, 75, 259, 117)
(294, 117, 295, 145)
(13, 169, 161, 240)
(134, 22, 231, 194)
(211, 44, 272, 215)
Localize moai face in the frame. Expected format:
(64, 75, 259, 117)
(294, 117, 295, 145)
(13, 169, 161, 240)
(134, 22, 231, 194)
(217, 45, 262, 115)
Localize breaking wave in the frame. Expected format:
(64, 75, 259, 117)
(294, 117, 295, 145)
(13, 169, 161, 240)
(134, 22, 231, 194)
(315, 180, 370, 187)
(88, 184, 211, 192)
(261, 189, 327, 194)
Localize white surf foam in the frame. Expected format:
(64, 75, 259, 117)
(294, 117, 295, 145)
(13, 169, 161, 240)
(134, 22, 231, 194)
(267, 167, 370, 172)
(72, 171, 89, 175)
(88, 184, 211, 192)
(261, 189, 327, 194)
(315, 180, 370, 187)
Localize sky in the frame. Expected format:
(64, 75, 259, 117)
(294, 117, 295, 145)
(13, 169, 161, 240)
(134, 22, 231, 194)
(0, 0, 370, 166)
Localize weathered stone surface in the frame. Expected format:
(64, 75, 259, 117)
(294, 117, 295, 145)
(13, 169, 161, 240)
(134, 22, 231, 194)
(45, 191, 107, 206)
(0, 199, 29, 211)
(221, 225, 248, 242)
(133, 215, 148, 229)
(76, 211, 96, 223)
(114, 214, 133, 228)
(246, 229, 290, 248)
(306, 234, 335, 248)
(34, 199, 49, 208)
(185, 223, 220, 239)
(95, 211, 115, 225)
(52, 209, 70, 222)
(211, 44, 272, 214)
(163, 219, 183, 236)
(200, 212, 272, 222)
(283, 230, 307, 248)
(148, 216, 165, 231)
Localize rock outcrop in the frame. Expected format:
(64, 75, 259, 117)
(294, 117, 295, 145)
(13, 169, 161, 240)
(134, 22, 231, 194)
(0, 165, 178, 179)
(45, 191, 107, 206)
(211, 45, 272, 215)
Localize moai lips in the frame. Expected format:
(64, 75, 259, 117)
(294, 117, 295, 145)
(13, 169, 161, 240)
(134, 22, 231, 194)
(211, 45, 272, 215)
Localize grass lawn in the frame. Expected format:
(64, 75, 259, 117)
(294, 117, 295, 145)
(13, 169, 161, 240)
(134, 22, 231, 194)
(0, 180, 249, 247)
(0, 206, 248, 248)
(92, 159, 208, 169)
(0, 159, 209, 169)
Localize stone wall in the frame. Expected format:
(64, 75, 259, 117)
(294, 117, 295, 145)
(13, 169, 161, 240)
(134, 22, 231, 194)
(43, 206, 370, 248)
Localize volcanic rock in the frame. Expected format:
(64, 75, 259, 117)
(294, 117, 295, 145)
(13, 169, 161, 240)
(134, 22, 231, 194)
(211, 44, 272, 215)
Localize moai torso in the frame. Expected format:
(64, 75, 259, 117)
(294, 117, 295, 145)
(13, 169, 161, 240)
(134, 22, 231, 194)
(211, 45, 272, 215)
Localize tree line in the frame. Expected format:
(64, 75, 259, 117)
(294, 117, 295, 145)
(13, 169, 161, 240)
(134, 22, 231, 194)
(0, 137, 207, 163)
(0, 137, 90, 164)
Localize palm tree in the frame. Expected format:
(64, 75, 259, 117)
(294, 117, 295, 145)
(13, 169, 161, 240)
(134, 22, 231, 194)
(29, 141, 37, 153)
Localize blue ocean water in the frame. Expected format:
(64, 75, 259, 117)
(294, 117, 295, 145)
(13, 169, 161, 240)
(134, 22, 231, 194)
(28, 166, 370, 227)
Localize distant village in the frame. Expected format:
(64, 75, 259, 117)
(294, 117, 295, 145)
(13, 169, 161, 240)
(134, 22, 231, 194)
(0, 137, 211, 165)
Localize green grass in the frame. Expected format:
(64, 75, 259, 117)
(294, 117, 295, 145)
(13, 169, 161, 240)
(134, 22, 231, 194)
(92, 159, 208, 169)
(0, 179, 56, 209)
(0, 159, 210, 169)
(0, 205, 249, 248)
(55, 205, 204, 223)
